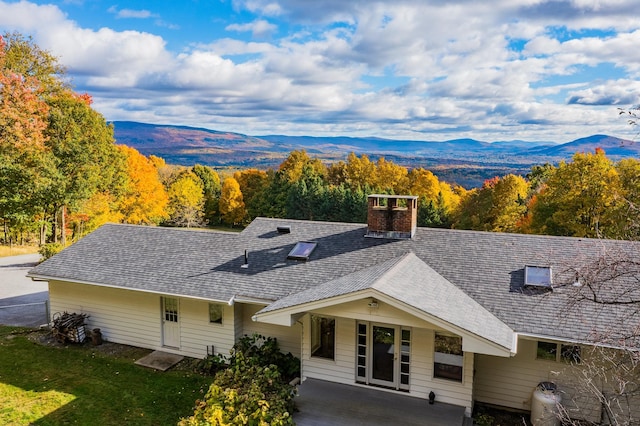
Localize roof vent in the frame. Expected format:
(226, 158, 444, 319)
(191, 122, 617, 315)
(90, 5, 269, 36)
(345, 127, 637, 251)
(277, 226, 291, 234)
(524, 266, 552, 288)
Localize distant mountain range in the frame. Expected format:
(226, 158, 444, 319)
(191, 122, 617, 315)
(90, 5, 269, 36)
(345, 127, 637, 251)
(112, 121, 639, 188)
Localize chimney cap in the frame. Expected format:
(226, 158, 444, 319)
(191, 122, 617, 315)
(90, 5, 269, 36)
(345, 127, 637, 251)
(368, 194, 418, 200)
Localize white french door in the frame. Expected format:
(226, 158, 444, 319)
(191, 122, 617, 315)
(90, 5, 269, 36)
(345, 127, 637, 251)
(357, 322, 410, 390)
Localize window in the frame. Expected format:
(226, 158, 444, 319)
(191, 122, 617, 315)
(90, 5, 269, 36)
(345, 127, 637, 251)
(209, 303, 224, 324)
(525, 266, 552, 287)
(537, 341, 581, 363)
(434, 332, 463, 382)
(311, 315, 335, 359)
(287, 241, 317, 261)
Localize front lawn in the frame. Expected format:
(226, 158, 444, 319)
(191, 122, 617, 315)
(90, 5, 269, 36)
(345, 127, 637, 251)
(0, 326, 211, 425)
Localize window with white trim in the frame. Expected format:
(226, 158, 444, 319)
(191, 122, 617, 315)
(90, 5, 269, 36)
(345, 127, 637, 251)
(434, 332, 463, 382)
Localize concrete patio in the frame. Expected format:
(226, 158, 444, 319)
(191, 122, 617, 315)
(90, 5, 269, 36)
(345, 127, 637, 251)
(294, 378, 469, 426)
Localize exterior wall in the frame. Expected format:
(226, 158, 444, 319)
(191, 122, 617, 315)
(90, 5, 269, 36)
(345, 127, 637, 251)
(474, 337, 603, 422)
(299, 299, 474, 414)
(49, 281, 236, 359)
(241, 304, 302, 358)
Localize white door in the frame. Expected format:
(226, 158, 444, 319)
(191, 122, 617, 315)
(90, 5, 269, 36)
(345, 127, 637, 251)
(162, 297, 180, 348)
(357, 322, 411, 390)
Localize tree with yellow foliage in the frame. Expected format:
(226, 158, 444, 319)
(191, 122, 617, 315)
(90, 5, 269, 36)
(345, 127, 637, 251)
(528, 149, 622, 238)
(118, 145, 169, 225)
(167, 171, 205, 228)
(219, 177, 246, 226)
(374, 157, 408, 193)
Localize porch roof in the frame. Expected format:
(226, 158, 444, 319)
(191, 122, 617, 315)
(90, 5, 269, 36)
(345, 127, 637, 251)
(254, 252, 515, 356)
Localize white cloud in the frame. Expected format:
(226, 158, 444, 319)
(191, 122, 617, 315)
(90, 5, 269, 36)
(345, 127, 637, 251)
(2, 0, 640, 141)
(107, 6, 156, 19)
(225, 19, 277, 38)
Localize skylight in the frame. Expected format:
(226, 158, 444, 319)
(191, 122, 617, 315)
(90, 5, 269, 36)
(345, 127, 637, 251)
(287, 241, 317, 261)
(525, 266, 552, 288)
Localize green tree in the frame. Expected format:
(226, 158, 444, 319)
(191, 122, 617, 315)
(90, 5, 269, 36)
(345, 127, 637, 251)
(192, 164, 221, 225)
(43, 91, 126, 245)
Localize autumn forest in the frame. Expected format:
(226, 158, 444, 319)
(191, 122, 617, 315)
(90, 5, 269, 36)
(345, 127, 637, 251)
(2, 33, 640, 255)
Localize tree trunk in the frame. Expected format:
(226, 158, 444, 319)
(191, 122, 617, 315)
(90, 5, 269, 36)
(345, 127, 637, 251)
(60, 205, 66, 246)
(40, 220, 46, 246)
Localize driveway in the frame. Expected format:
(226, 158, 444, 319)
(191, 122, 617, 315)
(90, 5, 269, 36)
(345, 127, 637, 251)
(0, 253, 49, 327)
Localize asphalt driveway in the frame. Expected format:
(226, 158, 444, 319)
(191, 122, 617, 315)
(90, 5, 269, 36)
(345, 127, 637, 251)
(0, 254, 48, 327)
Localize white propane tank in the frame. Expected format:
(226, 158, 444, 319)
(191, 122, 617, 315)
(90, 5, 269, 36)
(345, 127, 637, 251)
(531, 382, 562, 426)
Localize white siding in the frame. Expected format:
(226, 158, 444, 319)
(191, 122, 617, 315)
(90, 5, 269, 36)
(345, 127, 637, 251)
(179, 298, 236, 358)
(49, 281, 237, 359)
(303, 316, 356, 385)
(241, 304, 302, 358)
(298, 298, 475, 414)
(474, 338, 603, 422)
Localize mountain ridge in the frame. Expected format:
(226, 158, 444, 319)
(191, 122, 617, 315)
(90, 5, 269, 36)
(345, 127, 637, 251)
(111, 121, 638, 188)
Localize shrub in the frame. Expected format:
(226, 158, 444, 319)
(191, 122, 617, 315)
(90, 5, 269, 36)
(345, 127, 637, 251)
(182, 334, 300, 425)
(39, 243, 63, 261)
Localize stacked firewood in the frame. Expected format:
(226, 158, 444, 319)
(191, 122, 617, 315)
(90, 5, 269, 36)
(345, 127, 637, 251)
(51, 312, 89, 343)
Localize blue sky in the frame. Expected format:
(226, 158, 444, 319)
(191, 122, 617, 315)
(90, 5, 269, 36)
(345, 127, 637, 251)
(1, 0, 639, 142)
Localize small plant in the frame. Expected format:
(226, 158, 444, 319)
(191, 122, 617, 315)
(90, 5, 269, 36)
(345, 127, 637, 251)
(474, 413, 495, 426)
(39, 242, 63, 261)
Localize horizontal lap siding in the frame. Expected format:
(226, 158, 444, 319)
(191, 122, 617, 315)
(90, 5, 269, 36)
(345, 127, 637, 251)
(474, 338, 601, 423)
(49, 281, 238, 359)
(49, 281, 160, 350)
(241, 304, 302, 358)
(411, 328, 473, 413)
(179, 299, 236, 359)
(303, 317, 356, 385)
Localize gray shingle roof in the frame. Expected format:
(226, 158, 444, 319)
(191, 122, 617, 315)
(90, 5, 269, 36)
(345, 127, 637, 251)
(259, 252, 514, 350)
(29, 218, 640, 346)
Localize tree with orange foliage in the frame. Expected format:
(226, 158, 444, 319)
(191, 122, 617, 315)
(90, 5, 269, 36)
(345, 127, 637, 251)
(0, 34, 52, 242)
(118, 145, 169, 225)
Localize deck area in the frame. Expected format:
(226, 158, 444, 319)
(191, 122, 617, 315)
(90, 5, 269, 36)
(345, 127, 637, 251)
(294, 378, 469, 426)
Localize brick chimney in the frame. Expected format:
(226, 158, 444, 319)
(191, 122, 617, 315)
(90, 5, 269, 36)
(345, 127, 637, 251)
(366, 194, 418, 239)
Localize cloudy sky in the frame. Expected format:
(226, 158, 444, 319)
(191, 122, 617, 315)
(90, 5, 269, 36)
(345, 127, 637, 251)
(2, 0, 640, 142)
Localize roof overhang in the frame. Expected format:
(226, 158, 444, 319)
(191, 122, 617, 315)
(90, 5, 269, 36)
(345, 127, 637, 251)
(26, 274, 273, 305)
(253, 288, 514, 357)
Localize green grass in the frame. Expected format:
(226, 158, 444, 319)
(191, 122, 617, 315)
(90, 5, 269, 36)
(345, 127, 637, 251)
(0, 327, 211, 425)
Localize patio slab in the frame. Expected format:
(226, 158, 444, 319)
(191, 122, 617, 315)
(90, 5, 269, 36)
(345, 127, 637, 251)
(134, 350, 183, 371)
(294, 378, 467, 426)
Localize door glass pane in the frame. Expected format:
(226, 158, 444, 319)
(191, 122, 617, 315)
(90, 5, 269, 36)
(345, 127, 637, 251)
(372, 326, 395, 382)
(164, 298, 178, 322)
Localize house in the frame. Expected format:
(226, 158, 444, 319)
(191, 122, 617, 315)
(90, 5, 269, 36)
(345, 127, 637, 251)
(28, 194, 640, 421)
